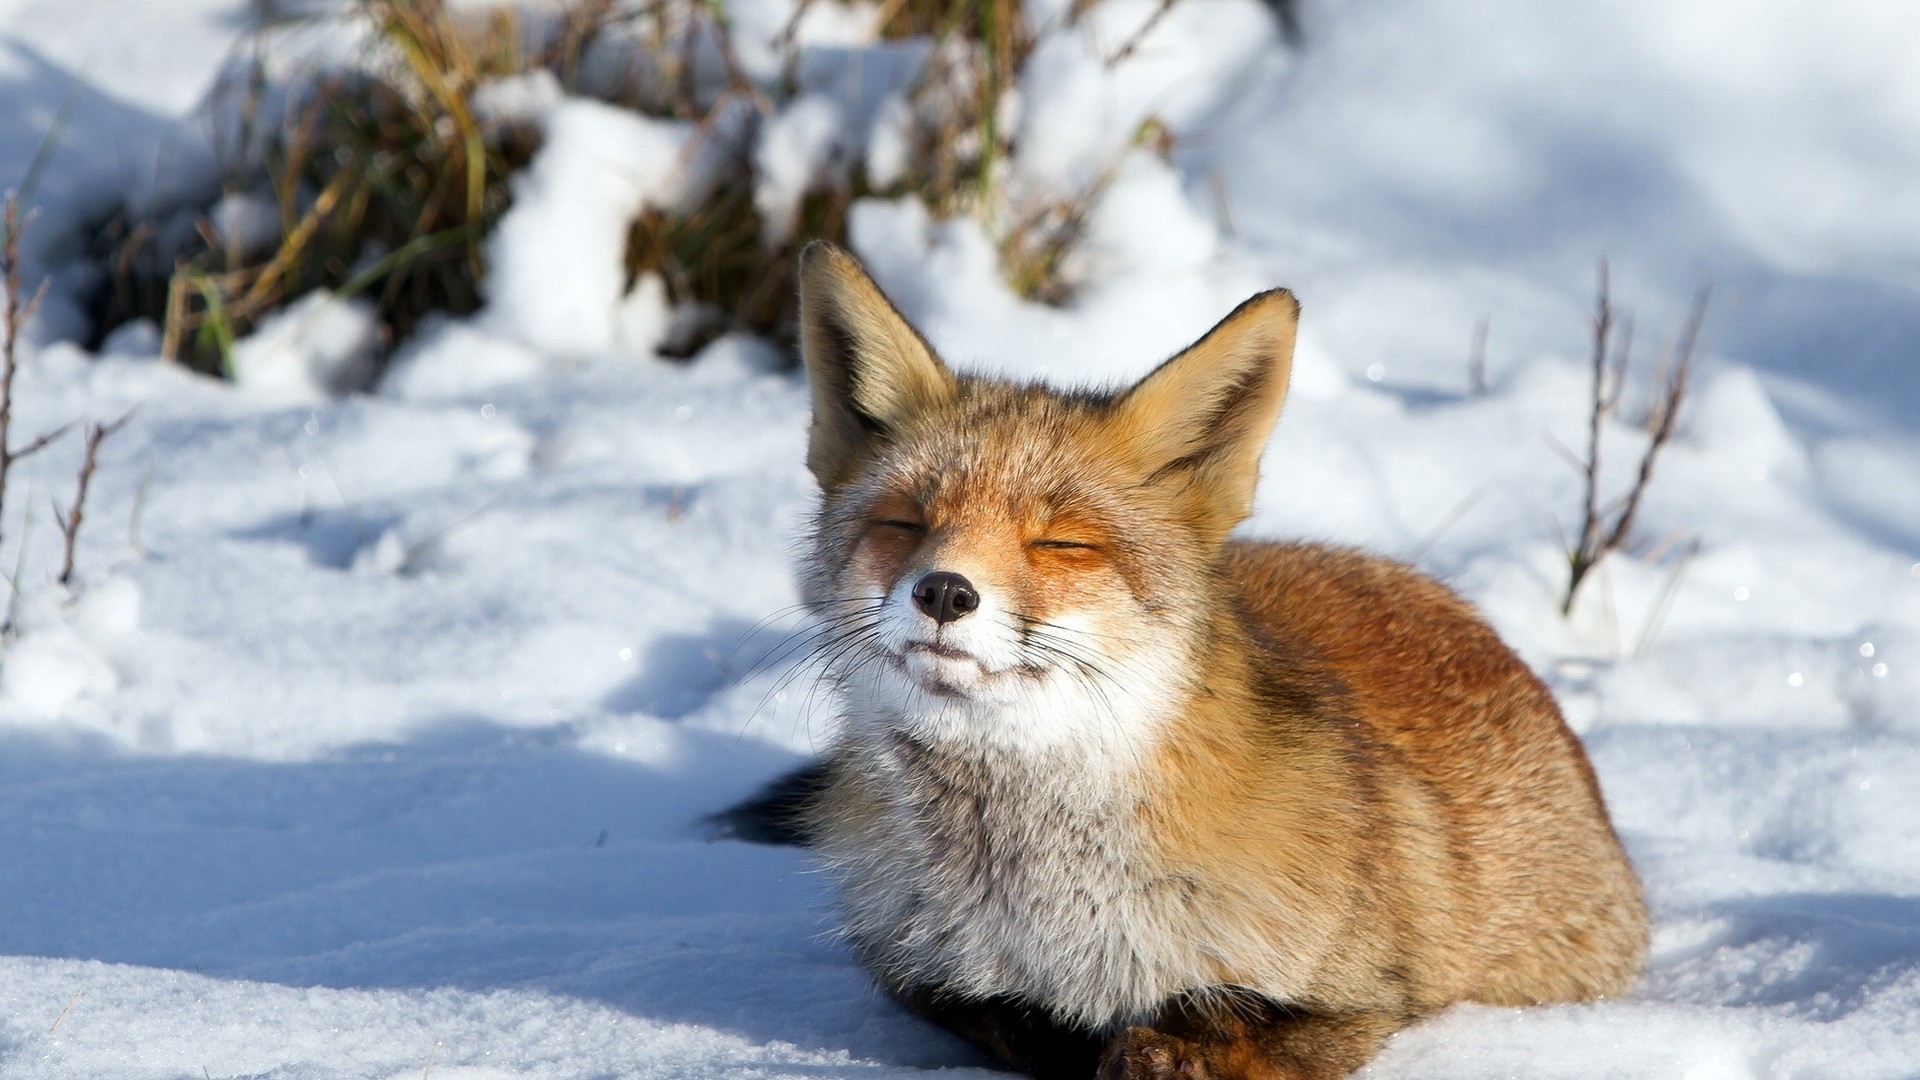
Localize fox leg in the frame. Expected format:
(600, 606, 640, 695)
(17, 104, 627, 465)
(895, 986, 1105, 1080)
(1097, 998, 1411, 1080)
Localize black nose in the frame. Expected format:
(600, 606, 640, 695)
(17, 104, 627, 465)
(912, 572, 980, 625)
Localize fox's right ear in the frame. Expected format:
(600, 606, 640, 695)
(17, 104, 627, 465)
(797, 242, 956, 489)
(1114, 289, 1299, 545)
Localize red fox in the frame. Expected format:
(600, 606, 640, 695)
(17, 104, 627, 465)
(764, 242, 1648, 1080)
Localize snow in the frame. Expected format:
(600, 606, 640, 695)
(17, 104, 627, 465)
(231, 292, 383, 403)
(383, 318, 551, 402)
(481, 99, 691, 359)
(1012, 0, 1277, 195)
(1, 1, 1918, 1078)
(1200, 0, 1920, 410)
(755, 94, 845, 246)
(209, 191, 283, 261)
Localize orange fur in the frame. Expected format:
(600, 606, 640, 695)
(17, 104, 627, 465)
(790, 243, 1648, 1080)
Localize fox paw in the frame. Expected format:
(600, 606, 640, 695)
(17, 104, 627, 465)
(1098, 1027, 1208, 1080)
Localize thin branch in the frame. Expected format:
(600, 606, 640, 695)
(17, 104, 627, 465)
(774, 0, 817, 49)
(1597, 285, 1707, 557)
(10, 420, 75, 461)
(0, 191, 51, 557)
(1561, 265, 1710, 617)
(1565, 259, 1612, 614)
(54, 411, 135, 587)
(1106, 0, 1179, 66)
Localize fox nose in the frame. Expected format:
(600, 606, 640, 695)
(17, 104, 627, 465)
(912, 572, 980, 625)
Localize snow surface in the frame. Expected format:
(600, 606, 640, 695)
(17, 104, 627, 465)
(1, 1, 1918, 1078)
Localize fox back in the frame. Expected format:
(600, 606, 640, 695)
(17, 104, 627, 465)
(787, 243, 1647, 1080)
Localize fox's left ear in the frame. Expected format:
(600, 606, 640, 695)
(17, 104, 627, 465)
(797, 242, 956, 490)
(1115, 289, 1298, 543)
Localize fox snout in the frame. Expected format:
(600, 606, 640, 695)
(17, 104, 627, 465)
(885, 559, 1010, 694)
(911, 571, 979, 625)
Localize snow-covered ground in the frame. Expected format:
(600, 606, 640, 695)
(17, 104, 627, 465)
(1, 1, 1917, 1077)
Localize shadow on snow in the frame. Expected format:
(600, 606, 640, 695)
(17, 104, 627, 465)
(0, 719, 983, 1072)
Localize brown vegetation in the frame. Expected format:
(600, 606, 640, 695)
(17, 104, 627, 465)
(89, 0, 1142, 380)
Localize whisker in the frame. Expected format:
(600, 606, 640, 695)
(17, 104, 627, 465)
(803, 628, 891, 728)
(736, 602, 890, 733)
(743, 625, 885, 745)
(1005, 609, 1161, 652)
(728, 595, 888, 654)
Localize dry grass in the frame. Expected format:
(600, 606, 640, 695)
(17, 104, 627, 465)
(91, 0, 620, 377)
(874, 2, 1028, 223)
(627, 179, 857, 357)
(869, 0, 1141, 305)
(89, 0, 1139, 378)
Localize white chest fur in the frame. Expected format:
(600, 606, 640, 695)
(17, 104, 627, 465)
(816, 729, 1228, 1031)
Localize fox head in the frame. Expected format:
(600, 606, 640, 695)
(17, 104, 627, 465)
(796, 243, 1298, 757)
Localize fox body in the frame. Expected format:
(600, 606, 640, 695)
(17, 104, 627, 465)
(784, 244, 1647, 1080)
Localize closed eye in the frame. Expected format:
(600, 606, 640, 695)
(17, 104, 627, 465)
(1029, 539, 1100, 551)
(875, 519, 926, 534)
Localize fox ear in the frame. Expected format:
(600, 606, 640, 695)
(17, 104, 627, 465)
(797, 242, 956, 489)
(1115, 290, 1299, 543)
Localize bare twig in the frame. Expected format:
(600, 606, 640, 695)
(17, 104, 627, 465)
(1107, 0, 1179, 66)
(1561, 263, 1710, 616)
(11, 421, 76, 462)
(1, 191, 59, 558)
(774, 0, 818, 49)
(1595, 286, 1707, 559)
(1565, 261, 1620, 615)
(54, 411, 135, 587)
